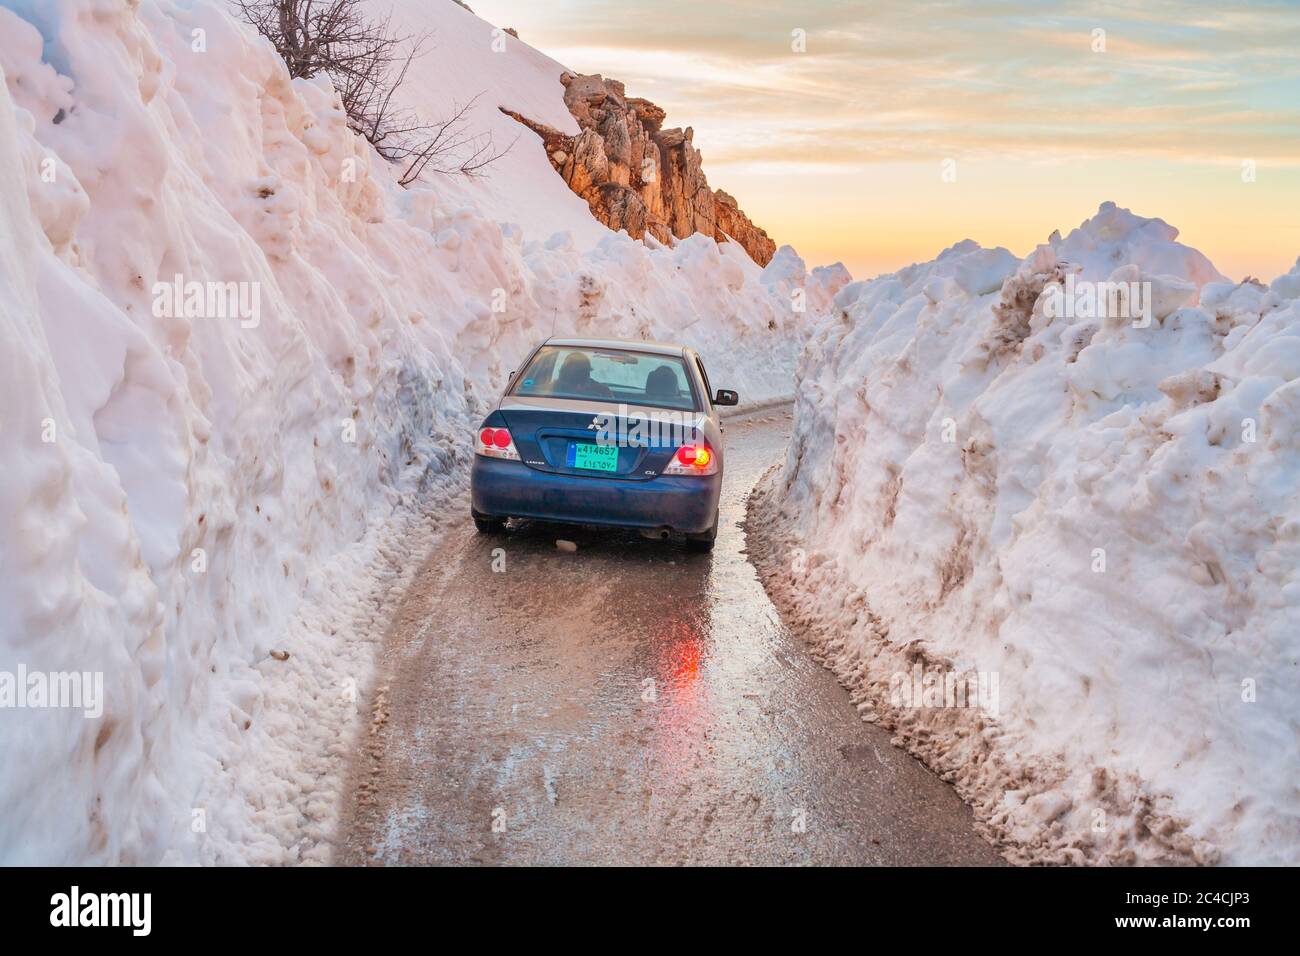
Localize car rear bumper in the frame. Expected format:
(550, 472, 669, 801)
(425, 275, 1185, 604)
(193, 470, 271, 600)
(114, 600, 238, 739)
(471, 456, 720, 534)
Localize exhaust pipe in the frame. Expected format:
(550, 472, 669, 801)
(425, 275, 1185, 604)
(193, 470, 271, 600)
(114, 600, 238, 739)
(639, 527, 672, 541)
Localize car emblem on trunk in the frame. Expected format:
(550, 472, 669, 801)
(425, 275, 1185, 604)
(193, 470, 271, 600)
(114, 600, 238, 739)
(588, 416, 638, 429)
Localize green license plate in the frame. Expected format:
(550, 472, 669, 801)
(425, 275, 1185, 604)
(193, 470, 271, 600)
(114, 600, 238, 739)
(568, 442, 619, 472)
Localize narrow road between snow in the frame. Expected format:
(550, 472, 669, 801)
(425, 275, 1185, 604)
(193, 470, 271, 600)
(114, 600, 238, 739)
(337, 407, 1003, 865)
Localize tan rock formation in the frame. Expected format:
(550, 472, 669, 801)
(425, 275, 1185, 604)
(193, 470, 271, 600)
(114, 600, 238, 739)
(501, 72, 776, 266)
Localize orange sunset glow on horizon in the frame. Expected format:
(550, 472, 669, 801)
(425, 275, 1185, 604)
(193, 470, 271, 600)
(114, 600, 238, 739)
(471, 0, 1300, 283)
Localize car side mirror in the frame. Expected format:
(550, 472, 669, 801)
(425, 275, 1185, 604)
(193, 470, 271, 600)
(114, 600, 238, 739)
(714, 389, 739, 406)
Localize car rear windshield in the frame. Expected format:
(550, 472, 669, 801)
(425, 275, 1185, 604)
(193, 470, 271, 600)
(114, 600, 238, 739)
(511, 346, 698, 411)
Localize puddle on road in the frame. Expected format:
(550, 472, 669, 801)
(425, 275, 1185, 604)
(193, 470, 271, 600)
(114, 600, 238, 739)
(339, 411, 1003, 866)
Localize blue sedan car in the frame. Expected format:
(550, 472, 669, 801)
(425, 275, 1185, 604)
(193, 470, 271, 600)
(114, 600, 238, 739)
(470, 337, 739, 552)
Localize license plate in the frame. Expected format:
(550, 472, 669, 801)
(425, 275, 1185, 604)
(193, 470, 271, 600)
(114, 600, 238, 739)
(567, 442, 619, 472)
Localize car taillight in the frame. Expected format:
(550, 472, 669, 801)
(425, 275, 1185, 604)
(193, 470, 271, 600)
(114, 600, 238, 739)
(664, 442, 717, 476)
(477, 425, 520, 461)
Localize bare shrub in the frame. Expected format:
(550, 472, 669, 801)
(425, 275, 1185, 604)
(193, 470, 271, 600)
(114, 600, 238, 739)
(235, 0, 511, 183)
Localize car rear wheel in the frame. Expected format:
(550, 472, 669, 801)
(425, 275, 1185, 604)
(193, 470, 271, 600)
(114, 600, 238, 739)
(472, 511, 506, 534)
(685, 511, 718, 553)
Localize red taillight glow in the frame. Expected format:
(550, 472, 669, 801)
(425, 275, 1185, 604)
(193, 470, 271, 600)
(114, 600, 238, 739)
(476, 425, 520, 461)
(675, 445, 711, 468)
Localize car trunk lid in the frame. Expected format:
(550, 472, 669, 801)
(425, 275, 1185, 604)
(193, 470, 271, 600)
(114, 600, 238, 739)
(498, 397, 701, 480)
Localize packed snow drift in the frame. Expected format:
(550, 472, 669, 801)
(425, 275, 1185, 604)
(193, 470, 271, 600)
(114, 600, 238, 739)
(750, 202, 1299, 864)
(0, 0, 838, 864)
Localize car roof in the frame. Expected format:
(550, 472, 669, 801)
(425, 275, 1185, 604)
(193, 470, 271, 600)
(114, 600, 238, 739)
(543, 336, 689, 358)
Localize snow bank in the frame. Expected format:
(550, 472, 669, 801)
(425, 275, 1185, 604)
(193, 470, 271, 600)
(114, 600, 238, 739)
(0, 0, 828, 864)
(752, 202, 1299, 864)
(761, 245, 852, 338)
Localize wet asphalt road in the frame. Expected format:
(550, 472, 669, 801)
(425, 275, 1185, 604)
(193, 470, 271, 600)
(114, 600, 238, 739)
(337, 408, 1003, 865)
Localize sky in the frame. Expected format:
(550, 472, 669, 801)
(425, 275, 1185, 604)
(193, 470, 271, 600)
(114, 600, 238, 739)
(468, 0, 1300, 282)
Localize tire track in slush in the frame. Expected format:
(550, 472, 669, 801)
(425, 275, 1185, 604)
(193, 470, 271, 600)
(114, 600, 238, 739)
(337, 408, 1004, 865)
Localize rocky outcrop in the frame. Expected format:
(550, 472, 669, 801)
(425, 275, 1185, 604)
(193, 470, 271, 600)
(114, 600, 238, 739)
(502, 73, 777, 266)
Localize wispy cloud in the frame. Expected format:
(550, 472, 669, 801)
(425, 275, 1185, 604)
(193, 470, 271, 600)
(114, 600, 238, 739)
(472, 0, 1300, 280)
(489, 0, 1300, 165)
